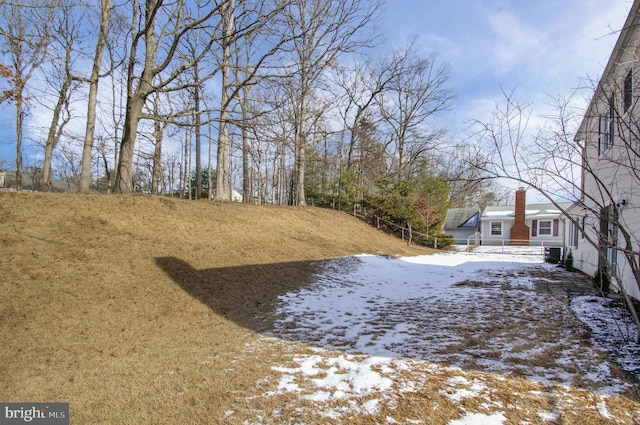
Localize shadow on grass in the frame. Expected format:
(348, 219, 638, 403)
(155, 256, 640, 394)
(154, 256, 330, 333)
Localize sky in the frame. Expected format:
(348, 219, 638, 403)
(0, 0, 634, 179)
(382, 0, 633, 137)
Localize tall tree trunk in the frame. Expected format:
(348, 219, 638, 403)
(346, 106, 363, 170)
(41, 3, 77, 192)
(216, 112, 231, 201)
(179, 135, 184, 199)
(114, 95, 146, 193)
(194, 67, 202, 199)
(241, 86, 250, 203)
(3, 4, 52, 191)
(214, 0, 235, 202)
(277, 138, 285, 205)
(15, 96, 24, 190)
(114, 0, 156, 194)
(78, 0, 110, 193)
(42, 68, 73, 191)
(207, 111, 214, 201)
(151, 112, 163, 194)
(295, 77, 307, 206)
(295, 136, 306, 206)
(187, 127, 192, 199)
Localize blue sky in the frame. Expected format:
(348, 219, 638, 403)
(382, 0, 632, 137)
(0, 0, 633, 168)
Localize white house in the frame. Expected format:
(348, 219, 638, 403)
(481, 188, 571, 247)
(232, 190, 243, 202)
(570, 0, 640, 301)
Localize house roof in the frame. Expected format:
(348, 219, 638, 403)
(575, 0, 640, 139)
(482, 202, 573, 220)
(443, 207, 481, 230)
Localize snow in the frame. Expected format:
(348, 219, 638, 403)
(442, 376, 488, 402)
(483, 211, 514, 217)
(448, 412, 507, 425)
(250, 252, 639, 422)
(571, 295, 640, 378)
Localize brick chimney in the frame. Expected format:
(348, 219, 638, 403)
(509, 187, 530, 245)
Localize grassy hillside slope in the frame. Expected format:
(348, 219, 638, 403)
(0, 192, 429, 423)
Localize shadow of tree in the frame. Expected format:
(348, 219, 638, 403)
(154, 256, 327, 332)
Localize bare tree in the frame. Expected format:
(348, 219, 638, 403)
(78, 0, 112, 193)
(333, 49, 411, 171)
(40, 0, 83, 191)
(470, 89, 640, 342)
(213, 0, 291, 202)
(113, 0, 221, 194)
(149, 93, 170, 194)
(94, 51, 128, 193)
(214, 0, 235, 201)
(376, 50, 453, 181)
(54, 139, 82, 190)
(0, 1, 54, 190)
(440, 142, 510, 210)
(282, 0, 382, 206)
(253, 83, 296, 205)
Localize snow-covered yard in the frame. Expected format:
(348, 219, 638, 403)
(239, 252, 640, 424)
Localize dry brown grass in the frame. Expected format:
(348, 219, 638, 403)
(1, 192, 639, 424)
(0, 192, 428, 424)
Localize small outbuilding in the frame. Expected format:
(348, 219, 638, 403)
(443, 207, 481, 245)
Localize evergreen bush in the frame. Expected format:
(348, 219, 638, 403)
(564, 250, 574, 270)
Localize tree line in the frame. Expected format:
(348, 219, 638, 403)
(0, 0, 505, 229)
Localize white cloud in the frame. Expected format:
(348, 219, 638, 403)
(487, 12, 546, 75)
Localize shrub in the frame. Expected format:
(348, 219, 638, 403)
(415, 233, 454, 249)
(564, 250, 574, 270)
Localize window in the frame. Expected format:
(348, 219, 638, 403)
(571, 221, 579, 248)
(539, 220, 552, 235)
(599, 94, 615, 155)
(600, 205, 619, 273)
(623, 69, 633, 114)
(490, 222, 502, 236)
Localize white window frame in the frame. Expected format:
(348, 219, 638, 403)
(599, 94, 615, 155)
(490, 221, 502, 236)
(571, 221, 579, 247)
(538, 220, 552, 236)
(622, 68, 633, 115)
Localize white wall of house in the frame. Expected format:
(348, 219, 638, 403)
(563, 207, 599, 279)
(527, 217, 564, 246)
(447, 228, 478, 245)
(584, 145, 640, 300)
(565, 203, 640, 300)
(573, 0, 640, 300)
(615, 205, 640, 300)
(481, 217, 513, 245)
(480, 214, 566, 246)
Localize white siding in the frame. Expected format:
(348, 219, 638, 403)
(481, 219, 513, 245)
